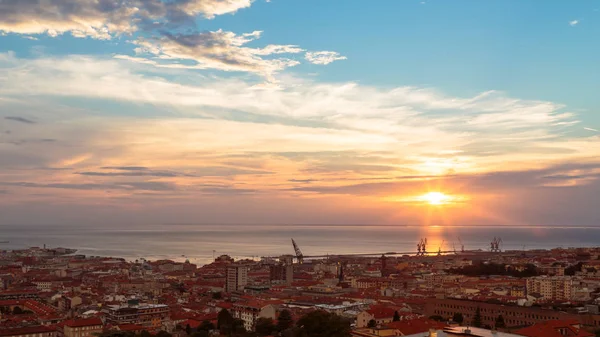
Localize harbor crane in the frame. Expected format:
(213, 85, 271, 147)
(417, 238, 428, 256)
(291, 238, 304, 264)
(491, 237, 503, 253)
(458, 237, 465, 252)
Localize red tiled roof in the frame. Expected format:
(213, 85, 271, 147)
(63, 317, 103, 328)
(117, 324, 145, 331)
(366, 306, 396, 319)
(180, 320, 201, 329)
(385, 318, 448, 335)
(0, 326, 56, 337)
(515, 320, 593, 337)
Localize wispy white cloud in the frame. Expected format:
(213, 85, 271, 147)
(133, 30, 303, 80)
(569, 20, 580, 26)
(0, 53, 596, 179)
(2, 53, 600, 227)
(584, 127, 599, 132)
(305, 51, 347, 65)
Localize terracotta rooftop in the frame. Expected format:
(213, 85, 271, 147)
(63, 317, 103, 328)
(514, 320, 593, 337)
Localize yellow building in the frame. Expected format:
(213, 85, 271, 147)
(63, 318, 103, 337)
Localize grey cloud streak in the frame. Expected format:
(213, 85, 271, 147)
(4, 139, 56, 146)
(78, 170, 189, 178)
(4, 116, 35, 124)
(289, 162, 600, 196)
(0, 181, 177, 191)
(77, 166, 271, 177)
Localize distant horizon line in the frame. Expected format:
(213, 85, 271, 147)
(1, 223, 600, 229)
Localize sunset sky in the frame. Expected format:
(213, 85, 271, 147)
(0, 0, 599, 227)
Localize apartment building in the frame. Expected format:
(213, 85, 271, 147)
(231, 302, 276, 331)
(526, 276, 574, 301)
(226, 265, 248, 293)
(105, 304, 170, 329)
(62, 318, 103, 337)
(425, 299, 580, 328)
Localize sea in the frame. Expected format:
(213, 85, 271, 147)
(1, 224, 599, 265)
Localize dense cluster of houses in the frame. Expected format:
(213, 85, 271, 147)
(1, 246, 600, 336)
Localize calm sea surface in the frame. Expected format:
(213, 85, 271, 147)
(1, 224, 599, 265)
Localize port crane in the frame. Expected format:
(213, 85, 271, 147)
(491, 237, 503, 252)
(268, 237, 513, 261)
(291, 238, 304, 264)
(438, 240, 445, 256)
(417, 238, 428, 256)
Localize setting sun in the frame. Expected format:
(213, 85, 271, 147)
(420, 192, 451, 205)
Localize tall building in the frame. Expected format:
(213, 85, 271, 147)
(105, 303, 170, 329)
(526, 276, 574, 301)
(226, 264, 248, 292)
(269, 264, 293, 285)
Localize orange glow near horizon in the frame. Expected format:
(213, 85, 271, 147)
(420, 192, 451, 205)
(381, 190, 469, 207)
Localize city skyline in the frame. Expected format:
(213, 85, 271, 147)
(1, 0, 599, 226)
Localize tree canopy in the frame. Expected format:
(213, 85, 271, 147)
(296, 310, 351, 337)
(218, 308, 234, 329)
(472, 308, 482, 328)
(495, 315, 506, 329)
(199, 320, 215, 332)
(255, 317, 276, 336)
(429, 315, 444, 322)
(277, 309, 294, 332)
(448, 262, 538, 278)
(452, 313, 464, 324)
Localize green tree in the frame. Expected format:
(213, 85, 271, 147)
(255, 317, 276, 336)
(231, 319, 246, 335)
(218, 308, 234, 329)
(156, 331, 172, 337)
(199, 320, 215, 331)
(472, 307, 482, 328)
(139, 330, 152, 337)
(277, 309, 294, 332)
(367, 319, 377, 328)
(212, 292, 222, 300)
(12, 306, 23, 315)
(495, 315, 506, 329)
(452, 313, 464, 325)
(191, 332, 208, 337)
(565, 262, 583, 276)
(393, 311, 400, 322)
(429, 315, 444, 322)
(185, 324, 192, 335)
(594, 329, 600, 337)
(296, 310, 351, 337)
